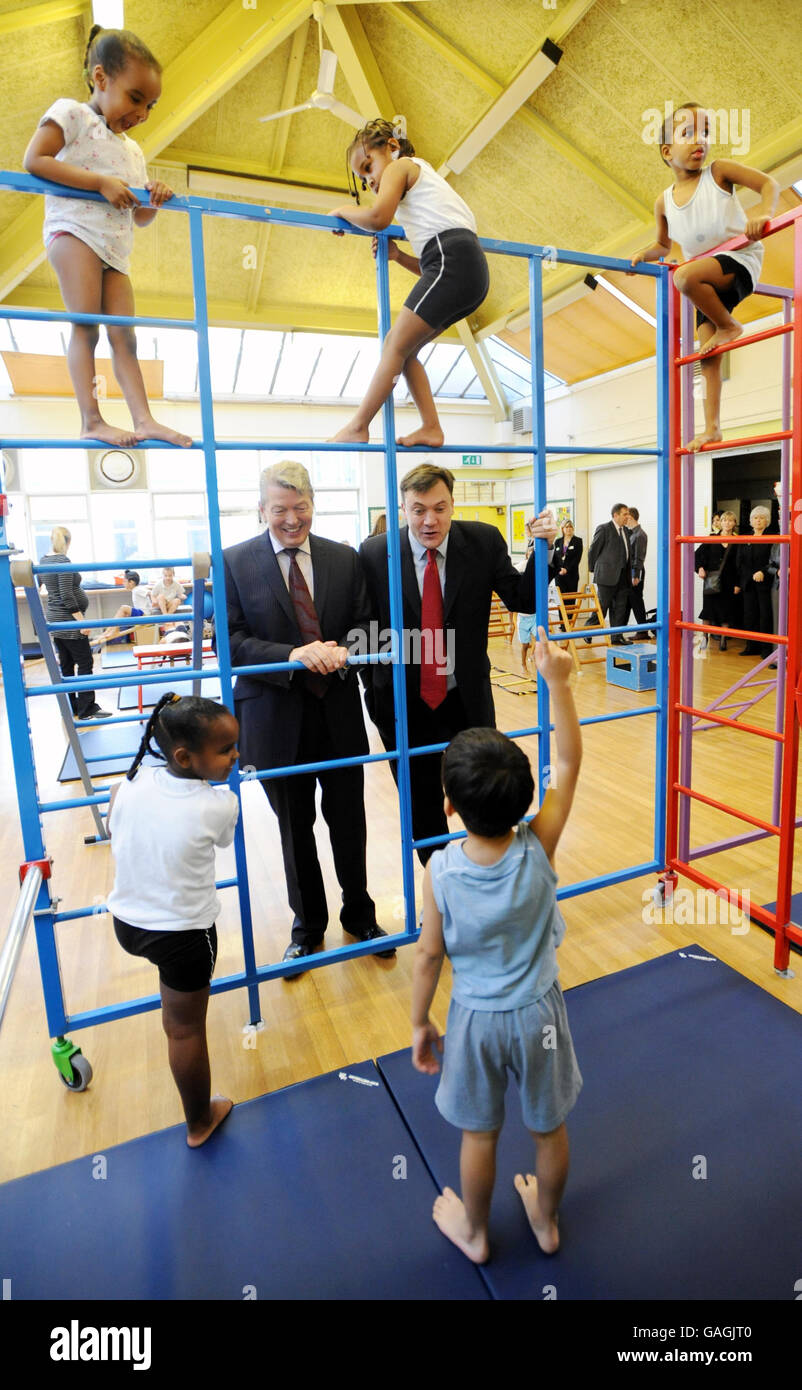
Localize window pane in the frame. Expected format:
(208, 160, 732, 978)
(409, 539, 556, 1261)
(147, 450, 206, 490)
(29, 495, 88, 520)
(309, 452, 359, 487)
(33, 521, 93, 563)
(219, 490, 257, 512)
(314, 490, 358, 511)
(314, 513, 359, 546)
(5, 495, 27, 554)
(157, 328, 199, 395)
(154, 519, 210, 559)
(153, 493, 206, 518)
(89, 493, 152, 564)
(208, 327, 241, 395)
(216, 450, 262, 491)
(272, 334, 327, 397)
(235, 332, 283, 395)
(220, 514, 258, 548)
(21, 450, 88, 493)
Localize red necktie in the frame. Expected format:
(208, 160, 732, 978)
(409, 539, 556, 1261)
(284, 548, 326, 698)
(420, 547, 447, 710)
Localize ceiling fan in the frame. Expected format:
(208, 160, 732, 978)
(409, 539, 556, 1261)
(258, 4, 364, 129)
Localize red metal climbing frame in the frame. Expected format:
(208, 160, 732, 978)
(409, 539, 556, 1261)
(665, 207, 802, 974)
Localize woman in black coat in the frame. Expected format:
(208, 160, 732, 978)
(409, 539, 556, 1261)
(694, 509, 740, 651)
(736, 506, 776, 658)
(549, 521, 583, 594)
(39, 525, 110, 719)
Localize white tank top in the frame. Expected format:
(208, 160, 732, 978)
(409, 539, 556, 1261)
(663, 165, 762, 287)
(397, 158, 477, 257)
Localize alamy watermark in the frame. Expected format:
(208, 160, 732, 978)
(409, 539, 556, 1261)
(346, 622, 455, 674)
(642, 884, 750, 933)
(641, 102, 751, 158)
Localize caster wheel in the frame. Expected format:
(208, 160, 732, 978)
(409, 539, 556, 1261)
(652, 882, 667, 906)
(59, 1052, 93, 1091)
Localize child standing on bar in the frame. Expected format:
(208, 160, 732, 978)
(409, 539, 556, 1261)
(23, 25, 191, 449)
(107, 693, 239, 1146)
(411, 629, 583, 1263)
(630, 102, 778, 452)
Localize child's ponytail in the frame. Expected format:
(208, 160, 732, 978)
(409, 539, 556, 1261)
(82, 25, 162, 94)
(126, 692, 177, 780)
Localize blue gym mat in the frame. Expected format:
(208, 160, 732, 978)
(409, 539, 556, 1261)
(0, 1060, 487, 1301)
(758, 893, 802, 955)
(117, 674, 221, 709)
(57, 718, 151, 781)
(377, 947, 802, 1300)
(100, 646, 139, 669)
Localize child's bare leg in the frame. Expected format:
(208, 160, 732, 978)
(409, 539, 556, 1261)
(674, 259, 743, 356)
(515, 1121, 569, 1254)
(520, 640, 531, 674)
(47, 235, 139, 447)
(331, 308, 437, 444)
(688, 322, 723, 451)
(102, 272, 193, 448)
(433, 1128, 498, 1264)
(398, 347, 444, 449)
(160, 981, 232, 1146)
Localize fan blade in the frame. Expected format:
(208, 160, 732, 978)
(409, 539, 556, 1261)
(317, 48, 338, 95)
(309, 92, 364, 128)
(258, 101, 313, 124)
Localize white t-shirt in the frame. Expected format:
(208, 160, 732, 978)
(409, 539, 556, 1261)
(107, 765, 239, 931)
(663, 165, 762, 289)
(40, 98, 149, 273)
(151, 578, 185, 604)
(397, 158, 477, 258)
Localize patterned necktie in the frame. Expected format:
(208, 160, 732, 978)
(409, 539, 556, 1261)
(284, 548, 326, 698)
(620, 526, 629, 562)
(420, 547, 447, 710)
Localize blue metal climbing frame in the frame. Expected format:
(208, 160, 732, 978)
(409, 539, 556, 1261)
(0, 170, 669, 1077)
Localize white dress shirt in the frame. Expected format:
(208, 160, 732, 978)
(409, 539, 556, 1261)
(407, 530, 455, 691)
(269, 530, 314, 597)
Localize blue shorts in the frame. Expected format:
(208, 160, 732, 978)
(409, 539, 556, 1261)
(517, 613, 538, 643)
(435, 980, 583, 1133)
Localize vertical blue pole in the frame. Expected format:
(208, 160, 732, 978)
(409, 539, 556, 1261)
(653, 267, 670, 866)
(529, 253, 550, 801)
(188, 206, 261, 1024)
(0, 526, 67, 1037)
(375, 235, 417, 934)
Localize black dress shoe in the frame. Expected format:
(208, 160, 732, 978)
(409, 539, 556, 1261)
(282, 941, 318, 976)
(739, 645, 758, 655)
(347, 924, 396, 959)
(88, 704, 113, 719)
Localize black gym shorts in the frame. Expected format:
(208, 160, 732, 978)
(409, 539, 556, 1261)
(113, 915, 218, 993)
(696, 253, 755, 329)
(405, 228, 490, 333)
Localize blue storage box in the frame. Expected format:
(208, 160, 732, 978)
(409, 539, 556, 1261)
(606, 642, 658, 691)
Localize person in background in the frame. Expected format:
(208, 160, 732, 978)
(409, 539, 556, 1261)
(39, 524, 111, 718)
(151, 566, 186, 617)
(370, 513, 387, 537)
(736, 506, 775, 658)
(695, 509, 739, 651)
(587, 504, 632, 644)
(98, 568, 151, 645)
(549, 520, 583, 595)
(710, 512, 722, 535)
(625, 507, 648, 638)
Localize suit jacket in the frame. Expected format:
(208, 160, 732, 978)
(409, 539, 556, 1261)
(628, 524, 647, 579)
(549, 536, 583, 588)
(223, 530, 370, 771)
(358, 520, 537, 733)
(588, 521, 631, 586)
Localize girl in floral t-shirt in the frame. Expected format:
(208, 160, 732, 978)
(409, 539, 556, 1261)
(23, 25, 191, 449)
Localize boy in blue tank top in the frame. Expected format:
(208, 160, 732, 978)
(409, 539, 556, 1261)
(412, 628, 582, 1264)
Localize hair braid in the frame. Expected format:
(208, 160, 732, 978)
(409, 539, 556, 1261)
(126, 692, 177, 780)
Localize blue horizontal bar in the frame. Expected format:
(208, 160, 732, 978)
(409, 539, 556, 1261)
(40, 792, 111, 811)
(0, 305, 196, 331)
(5, 437, 662, 455)
(50, 877, 240, 922)
(246, 748, 398, 782)
(32, 556, 196, 574)
(558, 623, 659, 641)
(75, 712, 148, 728)
(26, 664, 216, 695)
(556, 859, 662, 900)
(3, 438, 192, 449)
(48, 614, 199, 631)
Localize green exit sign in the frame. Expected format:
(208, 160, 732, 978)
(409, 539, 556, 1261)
(462, 453, 482, 466)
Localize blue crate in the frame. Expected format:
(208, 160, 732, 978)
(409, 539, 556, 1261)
(606, 642, 658, 691)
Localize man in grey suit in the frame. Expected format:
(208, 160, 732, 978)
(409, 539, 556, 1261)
(223, 461, 390, 967)
(587, 503, 633, 644)
(626, 506, 649, 636)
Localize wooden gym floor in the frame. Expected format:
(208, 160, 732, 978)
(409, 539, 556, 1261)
(1, 633, 800, 1183)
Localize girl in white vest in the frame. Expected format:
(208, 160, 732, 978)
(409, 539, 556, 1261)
(329, 118, 489, 449)
(630, 102, 778, 453)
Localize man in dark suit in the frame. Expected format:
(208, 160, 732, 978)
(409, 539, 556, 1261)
(626, 506, 649, 636)
(358, 463, 556, 864)
(223, 461, 391, 966)
(587, 503, 633, 644)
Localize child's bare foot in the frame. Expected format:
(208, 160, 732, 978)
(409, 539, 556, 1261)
(134, 418, 193, 448)
(700, 323, 743, 355)
(687, 426, 723, 453)
(397, 424, 444, 448)
(329, 423, 370, 444)
(186, 1095, 233, 1148)
(81, 421, 140, 447)
(514, 1172, 560, 1254)
(432, 1187, 489, 1264)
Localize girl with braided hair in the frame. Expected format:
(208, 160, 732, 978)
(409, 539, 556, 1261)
(23, 25, 191, 448)
(106, 694, 240, 1146)
(329, 118, 489, 448)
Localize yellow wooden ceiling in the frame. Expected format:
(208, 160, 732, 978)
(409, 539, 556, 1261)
(1, 0, 801, 388)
